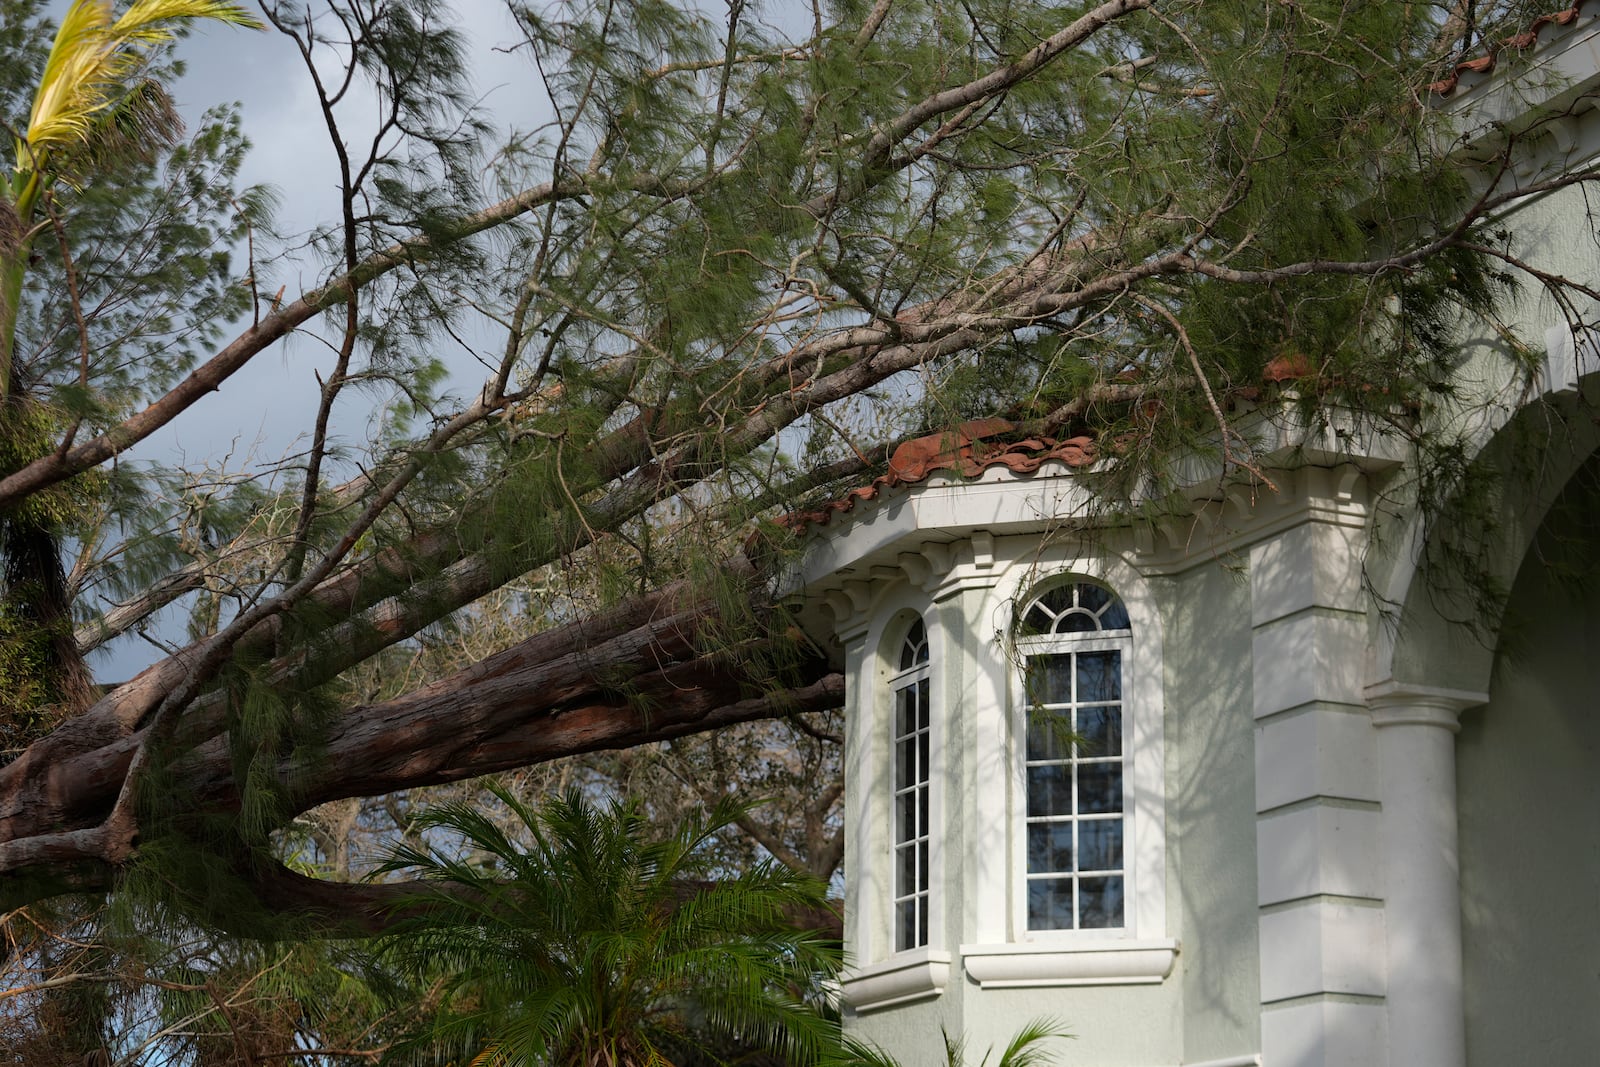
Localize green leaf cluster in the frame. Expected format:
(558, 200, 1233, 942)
(374, 784, 841, 1067)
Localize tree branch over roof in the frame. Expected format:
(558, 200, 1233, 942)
(0, 0, 1593, 921)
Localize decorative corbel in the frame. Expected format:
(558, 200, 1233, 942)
(970, 530, 996, 570)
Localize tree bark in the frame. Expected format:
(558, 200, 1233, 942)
(0, 569, 844, 911)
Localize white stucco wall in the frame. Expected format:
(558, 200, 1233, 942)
(836, 532, 1265, 1066)
(1160, 562, 1261, 1063)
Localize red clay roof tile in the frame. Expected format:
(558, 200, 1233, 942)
(1428, 2, 1591, 95)
(782, 419, 1096, 534)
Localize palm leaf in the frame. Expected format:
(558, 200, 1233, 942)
(373, 783, 841, 1067)
(24, 0, 259, 159)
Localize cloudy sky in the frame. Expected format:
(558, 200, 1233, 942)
(158, 0, 554, 460)
(68, 0, 557, 676)
(58, 1, 806, 679)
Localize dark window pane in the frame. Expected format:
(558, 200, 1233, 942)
(917, 678, 930, 730)
(1021, 604, 1053, 636)
(900, 620, 927, 669)
(1077, 583, 1111, 614)
(1059, 609, 1097, 633)
(1077, 706, 1122, 757)
(1037, 584, 1072, 616)
(918, 730, 929, 777)
(897, 843, 917, 896)
(897, 899, 917, 950)
(1027, 709, 1074, 760)
(1076, 651, 1122, 703)
(898, 789, 917, 841)
(896, 688, 916, 737)
(1027, 822, 1074, 874)
(1100, 597, 1131, 631)
(1026, 765, 1073, 816)
(1028, 877, 1076, 930)
(1025, 655, 1073, 704)
(918, 782, 929, 836)
(918, 841, 928, 891)
(896, 738, 916, 789)
(918, 900, 929, 947)
(1078, 819, 1124, 872)
(1079, 876, 1124, 928)
(1078, 763, 1124, 814)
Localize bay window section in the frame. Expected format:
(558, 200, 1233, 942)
(891, 618, 931, 952)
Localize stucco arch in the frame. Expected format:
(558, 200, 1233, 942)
(1374, 375, 1600, 695)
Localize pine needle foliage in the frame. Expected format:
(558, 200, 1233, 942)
(5, 0, 261, 396)
(0, 0, 265, 750)
(372, 784, 841, 1067)
(0, 0, 1591, 930)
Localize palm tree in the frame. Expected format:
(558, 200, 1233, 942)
(373, 784, 842, 1067)
(3, 0, 261, 396)
(0, 0, 258, 740)
(832, 1019, 1071, 1067)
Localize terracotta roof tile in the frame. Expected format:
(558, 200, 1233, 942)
(1428, 2, 1592, 95)
(782, 419, 1096, 534)
(1263, 352, 1315, 382)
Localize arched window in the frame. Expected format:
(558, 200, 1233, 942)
(891, 617, 931, 951)
(1016, 582, 1131, 932)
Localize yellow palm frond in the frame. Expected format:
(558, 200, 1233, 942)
(23, 0, 261, 159)
(22, 0, 113, 156)
(111, 0, 264, 44)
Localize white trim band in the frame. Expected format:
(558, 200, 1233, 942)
(1125, 1057, 1260, 1067)
(960, 938, 1179, 987)
(839, 948, 951, 1012)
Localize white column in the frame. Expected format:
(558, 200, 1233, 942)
(1366, 682, 1485, 1067)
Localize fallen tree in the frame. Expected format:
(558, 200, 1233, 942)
(0, 0, 1593, 925)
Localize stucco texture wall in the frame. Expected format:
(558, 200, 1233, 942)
(1457, 451, 1600, 1066)
(1160, 561, 1261, 1062)
(844, 556, 1263, 1066)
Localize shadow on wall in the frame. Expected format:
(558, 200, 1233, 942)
(1458, 449, 1600, 1067)
(1158, 560, 1262, 1057)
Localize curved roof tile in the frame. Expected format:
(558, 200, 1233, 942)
(1428, 2, 1592, 95)
(783, 419, 1096, 534)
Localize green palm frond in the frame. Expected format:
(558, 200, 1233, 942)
(373, 783, 841, 1067)
(823, 1018, 1070, 1067)
(989, 1018, 1072, 1067)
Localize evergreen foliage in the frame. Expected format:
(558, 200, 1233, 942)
(0, 0, 264, 748)
(0, 0, 1587, 960)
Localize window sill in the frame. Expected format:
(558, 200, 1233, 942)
(959, 938, 1179, 988)
(840, 947, 952, 1012)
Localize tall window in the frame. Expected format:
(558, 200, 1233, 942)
(1017, 582, 1130, 932)
(891, 618, 931, 951)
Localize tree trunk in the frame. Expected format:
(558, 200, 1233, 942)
(0, 570, 844, 914)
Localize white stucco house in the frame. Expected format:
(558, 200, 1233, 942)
(788, 12, 1600, 1067)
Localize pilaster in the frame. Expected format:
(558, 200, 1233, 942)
(1249, 481, 1388, 1067)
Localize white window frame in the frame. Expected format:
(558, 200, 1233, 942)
(1008, 578, 1161, 946)
(890, 619, 932, 953)
(1014, 620, 1132, 935)
(960, 553, 1173, 988)
(840, 604, 951, 1013)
